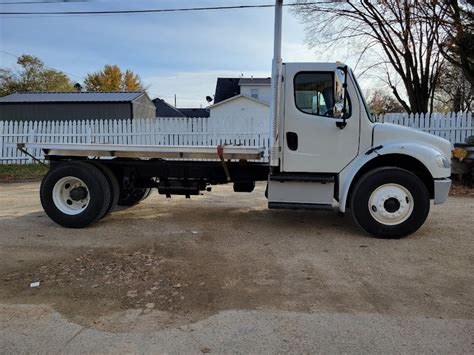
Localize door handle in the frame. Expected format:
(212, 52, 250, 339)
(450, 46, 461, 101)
(286, 132, 298, 151)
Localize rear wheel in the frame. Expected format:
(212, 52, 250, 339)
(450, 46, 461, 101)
(40, 162, 111, 228)
(117, 188, 152, 207)
(88, 162, 120, 219)
(350, 167, 430, 238)
(141, 188, 153, 201)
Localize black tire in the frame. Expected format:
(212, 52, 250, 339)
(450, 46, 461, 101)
(117, 187, 150, 207)
(141, 188, 153, 201)
(87, 162, 120, 219)
(40, 162, 111, 228)
(350, 167, 430, 239)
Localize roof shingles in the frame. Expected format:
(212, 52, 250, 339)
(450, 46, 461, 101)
(153, 98, 185, 117)
(213, 78, 241, 104)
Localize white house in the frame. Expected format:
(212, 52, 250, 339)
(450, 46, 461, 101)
(209, 77, 271, 131)
(209, 94, 269, 132)
(238, 78, 272, 104)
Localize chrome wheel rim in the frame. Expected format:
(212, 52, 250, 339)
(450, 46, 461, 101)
(52, 176, 90, 215)
(368, 183, 414, 225)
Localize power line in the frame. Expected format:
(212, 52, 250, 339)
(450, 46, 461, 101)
(0, 4, 274, 15)
(0, 2, 331, 16)
(0, 0, 88, 4)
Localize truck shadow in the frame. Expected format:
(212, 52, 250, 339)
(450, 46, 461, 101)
(1, 203, 376, 242)
(111, 202, 368, 241)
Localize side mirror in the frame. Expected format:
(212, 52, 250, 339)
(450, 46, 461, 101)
(333, 69, 344, 119)
(334, 66, 348, 129)
(333, 101, 344, 119)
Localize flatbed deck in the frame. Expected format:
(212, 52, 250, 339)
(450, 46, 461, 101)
(18, 143, 265, 160)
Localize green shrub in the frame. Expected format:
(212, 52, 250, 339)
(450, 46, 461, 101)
(0, 164, 48, 182)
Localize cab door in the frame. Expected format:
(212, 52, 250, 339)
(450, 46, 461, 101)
(282, 63, 360, 173)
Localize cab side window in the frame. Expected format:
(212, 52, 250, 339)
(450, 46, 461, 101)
(294, 71, 350, 118)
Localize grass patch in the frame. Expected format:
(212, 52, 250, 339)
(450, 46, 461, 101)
(0, 164, 48, 182)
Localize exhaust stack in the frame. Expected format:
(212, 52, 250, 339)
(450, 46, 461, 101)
(269, 0, 283, 167)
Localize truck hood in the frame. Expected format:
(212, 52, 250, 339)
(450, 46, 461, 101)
(373, 122, 451, 158)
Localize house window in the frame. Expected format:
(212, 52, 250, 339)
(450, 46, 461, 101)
(250, 88, 259, 99)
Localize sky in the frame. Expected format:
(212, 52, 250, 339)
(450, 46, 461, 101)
(0, 0, 379, 107)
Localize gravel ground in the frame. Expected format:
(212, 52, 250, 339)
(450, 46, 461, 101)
(0, 181, 473, 353)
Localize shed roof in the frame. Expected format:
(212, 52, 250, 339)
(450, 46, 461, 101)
(0, 92, 145, 103)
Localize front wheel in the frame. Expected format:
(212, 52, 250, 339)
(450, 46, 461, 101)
(350, 167, 430, 239)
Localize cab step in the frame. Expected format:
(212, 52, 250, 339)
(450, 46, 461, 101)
(267, 174, 335, 207)
(269, 173, 335, 183)
(268, 202, 333, 210)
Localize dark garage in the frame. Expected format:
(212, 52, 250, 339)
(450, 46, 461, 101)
(0, 92, 156, 121)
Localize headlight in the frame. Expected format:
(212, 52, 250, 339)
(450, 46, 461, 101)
(436, 155, 451, 169)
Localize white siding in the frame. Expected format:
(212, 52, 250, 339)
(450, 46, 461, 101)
(209, 96, 269, 131)
(239, 85, 272, 104)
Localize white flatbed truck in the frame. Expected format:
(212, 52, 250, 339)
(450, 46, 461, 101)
(18, 1, 452, 238)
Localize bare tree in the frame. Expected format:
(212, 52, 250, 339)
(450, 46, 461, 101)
(434, 62, 473, 111)
(294, 0, 447, 113)
(423, 0, 474, 86)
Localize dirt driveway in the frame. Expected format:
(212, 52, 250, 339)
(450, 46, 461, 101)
(0, 182, 473, 353)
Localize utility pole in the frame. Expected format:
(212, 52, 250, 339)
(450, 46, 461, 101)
(174, 94, 177, 107)
(269, 0, 283, 167)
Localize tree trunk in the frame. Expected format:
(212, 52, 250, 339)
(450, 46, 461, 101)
(452, 86, 462, 112)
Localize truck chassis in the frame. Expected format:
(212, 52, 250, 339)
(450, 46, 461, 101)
(19, 142, 275, 228)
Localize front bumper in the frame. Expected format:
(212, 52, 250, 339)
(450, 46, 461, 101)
(434, 178, 451, 204)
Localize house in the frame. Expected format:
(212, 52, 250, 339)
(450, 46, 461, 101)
(213, 77, 271, 104)
(209, 77, 271, 130)
(0, 92, 156, 121)
(209, 94, 269, 130)
(153, 98, 210, 118)
(237, 78, 271, 104)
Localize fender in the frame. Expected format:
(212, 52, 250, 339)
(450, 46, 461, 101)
(337, 142, 450, 212)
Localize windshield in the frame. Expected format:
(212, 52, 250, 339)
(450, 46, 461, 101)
(350, 69, 373, 122)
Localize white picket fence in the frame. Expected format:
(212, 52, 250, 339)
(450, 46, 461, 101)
(381, 112, 473, 145)
(0, 112, 472, 164)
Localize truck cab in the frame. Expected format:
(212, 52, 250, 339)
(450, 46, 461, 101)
(268, 62, 452, 237)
